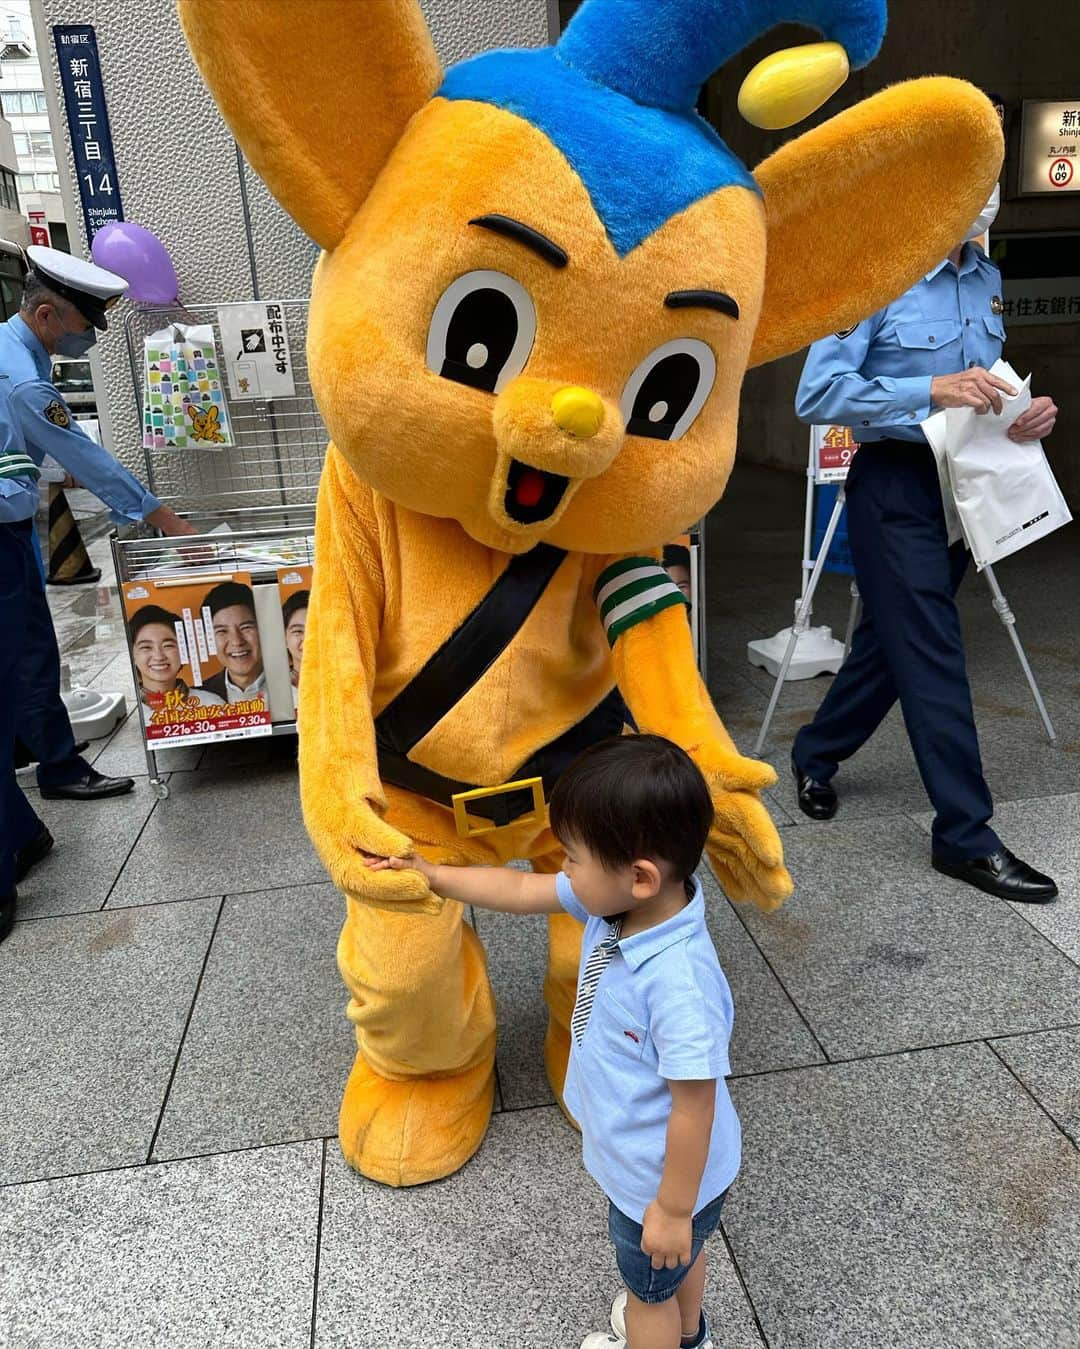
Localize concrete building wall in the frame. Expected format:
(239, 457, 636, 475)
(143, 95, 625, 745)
(34, 0, 552, 483)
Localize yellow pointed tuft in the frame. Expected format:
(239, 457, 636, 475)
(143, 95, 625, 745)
(738, 42, 850, 131)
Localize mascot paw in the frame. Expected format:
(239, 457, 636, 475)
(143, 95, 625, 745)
(339, 1052, 495, 1186)
(707, 787, 794, 912)
(543, 1019, 580, 1133)
(310, 803, 441, 915)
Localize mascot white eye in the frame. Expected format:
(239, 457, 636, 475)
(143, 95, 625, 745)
(427, 270, 537, 394)
(620, 338, 717, 441)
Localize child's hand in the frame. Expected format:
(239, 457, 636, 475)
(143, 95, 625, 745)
(363, 851, 439, 886)
(640, 1200, 693, 1270)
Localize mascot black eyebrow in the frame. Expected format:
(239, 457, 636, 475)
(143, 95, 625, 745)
(179, 0, 1002, 1185)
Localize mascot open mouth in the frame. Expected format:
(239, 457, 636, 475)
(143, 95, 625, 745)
(504, 459, 570, 525)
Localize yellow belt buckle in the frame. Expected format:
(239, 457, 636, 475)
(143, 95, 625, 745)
(451, 776, 545, 838)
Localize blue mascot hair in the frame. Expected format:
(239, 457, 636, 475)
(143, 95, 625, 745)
(439, 0, 887, 256)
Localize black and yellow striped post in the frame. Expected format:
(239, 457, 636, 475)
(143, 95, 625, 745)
(46, 483, 101, 586)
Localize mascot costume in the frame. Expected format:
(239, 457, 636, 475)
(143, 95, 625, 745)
(178, 0, 1002, 1186)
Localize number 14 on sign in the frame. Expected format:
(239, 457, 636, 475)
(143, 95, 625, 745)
(82, 171, 115, 197)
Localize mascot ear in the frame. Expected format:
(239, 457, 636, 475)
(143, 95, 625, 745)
(748, 78, 1003, 368)
(178, 0, 441, 251)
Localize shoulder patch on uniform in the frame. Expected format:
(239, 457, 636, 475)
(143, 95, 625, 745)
(990, 296, 1004, 315)
(44, 400, 71, 429)
(835, 325, 858, 340)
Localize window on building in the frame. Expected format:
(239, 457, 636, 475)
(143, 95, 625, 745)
(12, 132, 28, 155)
(0, 90, 50, 116)
(29, 131, 53, 157)
(16, 172, 33, 193)
(0, 169, 18, 211)
(32, 172, 56, 191)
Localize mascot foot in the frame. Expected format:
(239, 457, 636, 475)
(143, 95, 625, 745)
(544, 1018, 579, 1131)
(338, 1052, 495, 1187)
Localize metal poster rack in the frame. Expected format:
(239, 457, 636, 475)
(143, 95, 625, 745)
(111, 299, 322, 797)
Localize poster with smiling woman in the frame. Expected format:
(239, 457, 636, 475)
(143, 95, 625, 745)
(122, 572, 274, 747)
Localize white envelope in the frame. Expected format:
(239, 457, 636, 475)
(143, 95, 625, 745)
(923, 360, 1072, 569)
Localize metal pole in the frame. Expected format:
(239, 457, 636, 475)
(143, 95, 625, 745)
(754, 488, 847, 757)
(801, 433, 816, 602)
(982, 563, 1057, 743)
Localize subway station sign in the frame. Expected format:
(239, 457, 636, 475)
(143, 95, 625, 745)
(53, 24, 125, 241)
(1018, 100, 1080, 195)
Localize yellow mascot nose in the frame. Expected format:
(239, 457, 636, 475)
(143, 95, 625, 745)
(551, 386, 605, 439)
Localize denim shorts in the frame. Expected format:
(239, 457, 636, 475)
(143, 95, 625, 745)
(608, 1189, 728, 1304)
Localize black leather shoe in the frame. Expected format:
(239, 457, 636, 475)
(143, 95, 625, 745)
(793, 759, 838, 821)
(16, 825, 54, 883)
(933, 847, 1058, 904)
(39, 769, 135, 801)
(0, 890, 15, 945)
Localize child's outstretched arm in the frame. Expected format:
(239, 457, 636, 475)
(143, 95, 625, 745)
(641, 1079, 717, 1269)
(365, 854, 563, 915)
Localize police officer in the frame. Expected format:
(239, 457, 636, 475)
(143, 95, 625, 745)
(1, 245, 195, 804)
(790, 194, 1059, 904)
(2, 392, 55, 940)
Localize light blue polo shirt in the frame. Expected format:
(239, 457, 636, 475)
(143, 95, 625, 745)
(557, 872, 741, 1223)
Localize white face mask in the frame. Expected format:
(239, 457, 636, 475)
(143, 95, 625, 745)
(965, 182, 1001, 241)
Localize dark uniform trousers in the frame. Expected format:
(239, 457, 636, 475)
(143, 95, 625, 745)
(793, 440, 1000, 861)
(1, 522, 46, 893)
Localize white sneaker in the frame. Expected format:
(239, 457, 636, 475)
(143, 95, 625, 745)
(607, 1290, 714, 1347)
(610, 1290, 627, 1338)
(579, 1331, 624, 1349)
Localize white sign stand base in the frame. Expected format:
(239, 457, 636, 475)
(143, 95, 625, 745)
(61, 686, 127, 741)
(747, 620, 845, 680)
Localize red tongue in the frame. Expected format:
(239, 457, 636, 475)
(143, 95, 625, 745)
(514, 469, 546, 508)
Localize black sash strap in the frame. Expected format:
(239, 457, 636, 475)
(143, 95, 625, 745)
(374, 542, 629, 825)
(376, 542, 568, 754)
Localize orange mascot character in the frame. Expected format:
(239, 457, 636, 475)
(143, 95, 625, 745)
(178, 0, 1003, 1185)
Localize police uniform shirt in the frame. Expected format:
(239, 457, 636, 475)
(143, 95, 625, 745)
(795, 243, 1006, 442)
(0, 314, 161, 524)
(0, 376, 40, 524)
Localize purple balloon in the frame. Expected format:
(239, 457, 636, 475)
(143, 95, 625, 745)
(91, 221, 178, 303)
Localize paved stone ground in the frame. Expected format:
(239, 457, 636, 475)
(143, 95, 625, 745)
(2, 466, 1077, 1348)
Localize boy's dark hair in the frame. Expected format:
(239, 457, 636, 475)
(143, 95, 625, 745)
(129, 604, 181, 639)
(204, 580, 255, 617)
(662, 543, 690, 571)
(549, 734, 713, 880)
(282, 589, 309, 625)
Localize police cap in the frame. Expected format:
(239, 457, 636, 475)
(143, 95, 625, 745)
(26, 245, 128, 331)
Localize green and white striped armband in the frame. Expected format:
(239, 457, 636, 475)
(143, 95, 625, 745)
(0, 451, 40, 481)
(594, 557, 689, 647)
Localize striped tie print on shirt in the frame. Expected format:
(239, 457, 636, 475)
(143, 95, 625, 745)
(571, 918, 623, 1045)
(594, 556, 688, 647)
